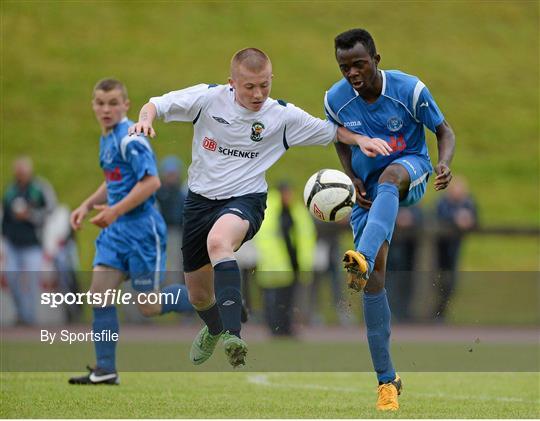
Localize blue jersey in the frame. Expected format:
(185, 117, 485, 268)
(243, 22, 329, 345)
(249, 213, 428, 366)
(324, 70, 444, 185)
(99, 117, 158, 217)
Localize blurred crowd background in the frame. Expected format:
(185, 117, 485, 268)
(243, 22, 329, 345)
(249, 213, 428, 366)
(1, 1, 538, 331)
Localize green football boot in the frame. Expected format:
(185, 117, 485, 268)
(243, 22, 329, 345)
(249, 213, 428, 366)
(222, 331, 248, 368)
(190, 326, 221, 365)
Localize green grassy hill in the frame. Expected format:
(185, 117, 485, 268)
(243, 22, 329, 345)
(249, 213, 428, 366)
(2, 1, 539, 271)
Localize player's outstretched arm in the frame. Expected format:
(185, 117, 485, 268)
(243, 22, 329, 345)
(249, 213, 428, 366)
(334, 141, 372, 209)
(336, 126, 392, 157)
(434, 120, 456, 191)
(90, 175, 161, 228)
(128, 102, 157, 138)
(70, 182, 107, 230)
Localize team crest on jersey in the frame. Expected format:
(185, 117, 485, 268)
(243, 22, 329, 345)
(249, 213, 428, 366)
(104, 149, 114, 164)
(250, 121, 265, 142)
(387, 116, 403, 132)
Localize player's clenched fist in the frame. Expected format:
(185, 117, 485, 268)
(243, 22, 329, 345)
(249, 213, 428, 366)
(352, 177, 372, 209)
(70, 205, 89, 231)
(434, 162, 452, 191)
(90, 204, 120, 228)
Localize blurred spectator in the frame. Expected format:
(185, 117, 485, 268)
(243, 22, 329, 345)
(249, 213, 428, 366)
(1, 156, 57, 324)
(42, 204, 82, 323)
(255, 183, 316, 336)
(435, 176, 478, 320)
(385, 205, 423, 323)
(308, 217, 351, 325)
(155, 156, 187, 277)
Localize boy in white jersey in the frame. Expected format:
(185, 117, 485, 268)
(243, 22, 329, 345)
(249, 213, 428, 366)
(129, 48, 391, 368)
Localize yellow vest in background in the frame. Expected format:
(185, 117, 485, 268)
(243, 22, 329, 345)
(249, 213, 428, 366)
(255, 189, 316, 288)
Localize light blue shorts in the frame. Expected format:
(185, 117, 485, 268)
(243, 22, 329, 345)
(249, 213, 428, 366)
(351, 154, 432, 248)
(93, 208, 167, 292)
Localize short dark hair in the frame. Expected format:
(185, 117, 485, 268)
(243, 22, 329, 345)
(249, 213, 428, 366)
(93, 78, 128, 100)
(334, 28, 377, 57)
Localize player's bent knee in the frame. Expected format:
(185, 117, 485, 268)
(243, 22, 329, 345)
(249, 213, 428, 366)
(379, 165, 410, 187)
(378, 172, 401, 187)
(89, 266, 124, 299)
(188, 290, 213, 310)
(207, 233, 232, 258)
(88, 284, 109, 296)
(137, 301, 161, 317)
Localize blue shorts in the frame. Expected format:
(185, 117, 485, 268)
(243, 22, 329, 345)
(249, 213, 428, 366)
(182, 190, 267, 272)
(93, 208, 167, 292)
(351, 154, 431, 248)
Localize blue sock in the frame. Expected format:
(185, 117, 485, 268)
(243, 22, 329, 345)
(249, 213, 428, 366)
(160, 284, 193, 314)
(363, 289, 395, 383)
(92, 306, 118, 372)
(358, 183, 399, 273)
(214, 259, 242, 337)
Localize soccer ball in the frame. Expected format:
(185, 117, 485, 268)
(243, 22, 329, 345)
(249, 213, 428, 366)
(303, 169, 356, 222)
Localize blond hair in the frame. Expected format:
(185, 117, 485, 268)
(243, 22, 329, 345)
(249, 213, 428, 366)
(230, 48, 271, 77)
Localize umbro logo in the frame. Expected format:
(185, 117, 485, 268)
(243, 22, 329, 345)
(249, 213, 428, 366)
(133, 278, 152, 285)
(419, 101, 429, 108)
(222, 300, 236, 306)
(227, 208, 243, 215)
(212, 116, 230, 125)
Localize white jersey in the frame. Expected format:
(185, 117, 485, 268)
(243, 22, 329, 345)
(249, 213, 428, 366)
(150, 84, 337, 199)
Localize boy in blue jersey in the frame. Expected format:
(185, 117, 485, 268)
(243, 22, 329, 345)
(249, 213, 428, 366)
(325, 29, 455, 410)
(68, 79, 193, 385)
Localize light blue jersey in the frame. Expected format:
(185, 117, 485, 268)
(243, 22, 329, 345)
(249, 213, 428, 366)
(95, 117, 166, 290)
(99, 117, 158, 217)
(325, 70, 444, 187)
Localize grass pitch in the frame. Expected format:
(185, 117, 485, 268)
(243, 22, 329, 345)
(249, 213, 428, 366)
(1, 372, 538, 418)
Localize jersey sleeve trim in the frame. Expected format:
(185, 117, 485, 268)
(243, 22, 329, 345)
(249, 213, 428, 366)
(192, 108, 202, 125)
(412, 80, 426, 121)
(150, 215, 162, 292)
(120, 135, 151, 161)
(324, 91, 342, 125)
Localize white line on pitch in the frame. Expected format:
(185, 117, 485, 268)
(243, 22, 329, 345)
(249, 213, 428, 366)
(246, 374, 527, 403)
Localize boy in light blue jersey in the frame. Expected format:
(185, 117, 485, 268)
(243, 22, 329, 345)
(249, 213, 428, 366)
(68, 79, 193, 385)
(325, 29, 456, 411)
